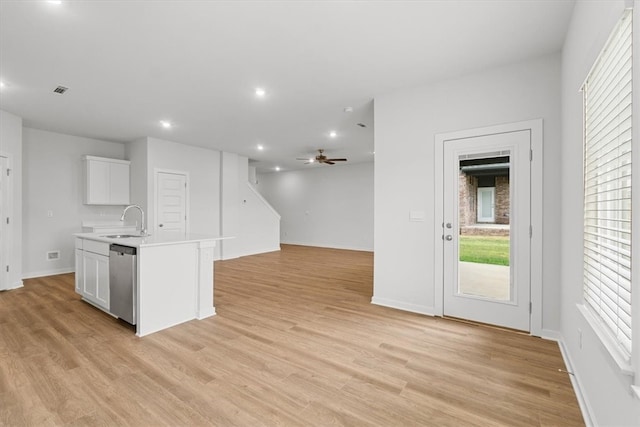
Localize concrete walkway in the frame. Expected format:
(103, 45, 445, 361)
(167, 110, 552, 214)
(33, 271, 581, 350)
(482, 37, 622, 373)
(458, 261, 510, 300)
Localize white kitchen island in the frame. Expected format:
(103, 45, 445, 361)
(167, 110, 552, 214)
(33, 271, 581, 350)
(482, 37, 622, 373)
(74, 232, 227, 337)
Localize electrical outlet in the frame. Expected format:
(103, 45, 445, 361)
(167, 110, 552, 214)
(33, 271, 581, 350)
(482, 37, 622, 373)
(46, 210, 53, 218)
(578, 328, 583, 349)
(46, 251, 60, 261)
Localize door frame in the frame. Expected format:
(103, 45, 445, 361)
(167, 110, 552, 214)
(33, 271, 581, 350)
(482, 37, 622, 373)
(0, 153, 10, 291)
(434, 119, 544, 337)
(154, 168, 189, 235)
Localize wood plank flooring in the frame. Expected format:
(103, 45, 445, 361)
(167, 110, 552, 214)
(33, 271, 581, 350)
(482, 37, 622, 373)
(0, 244, 583, 426)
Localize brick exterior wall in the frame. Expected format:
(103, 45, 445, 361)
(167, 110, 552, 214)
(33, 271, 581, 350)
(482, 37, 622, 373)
(458, 172, 510, 227)
(458, 171, 477, 227)
(460, 226, 510, 236)
(494, 175, 510, 225)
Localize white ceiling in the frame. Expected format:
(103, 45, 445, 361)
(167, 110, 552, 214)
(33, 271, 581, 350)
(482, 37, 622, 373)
(0, 0, 575, 172)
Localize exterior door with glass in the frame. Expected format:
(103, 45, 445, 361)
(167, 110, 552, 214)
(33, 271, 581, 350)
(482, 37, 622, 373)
(443, 130, 531, 331)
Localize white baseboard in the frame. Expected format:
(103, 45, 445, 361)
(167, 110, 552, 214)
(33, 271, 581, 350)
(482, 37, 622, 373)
(558, 337, 595, 427)
(282, 240, 373, 252)
(197, 307, 216, 319)
(370, 297, 435, 316)
(1, 280, 24, 291)
(218, 246, 281, 261)
(540, 328, 562, 341)
(239, 246, 281, 257)
(22, 267, 74, 279)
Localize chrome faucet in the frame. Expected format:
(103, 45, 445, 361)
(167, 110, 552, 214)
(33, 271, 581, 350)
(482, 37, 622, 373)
(120, 204, 148, 236)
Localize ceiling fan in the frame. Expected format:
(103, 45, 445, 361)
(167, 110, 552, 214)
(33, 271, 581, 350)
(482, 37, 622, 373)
(297, 149, 347, 165)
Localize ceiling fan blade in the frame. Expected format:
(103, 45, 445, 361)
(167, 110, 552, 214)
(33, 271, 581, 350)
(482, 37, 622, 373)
(325, 161, 335, 165)
(325, 158, 347, 162)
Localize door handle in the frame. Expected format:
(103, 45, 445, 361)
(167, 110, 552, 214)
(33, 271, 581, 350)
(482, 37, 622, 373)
(445, 235, 453, 241)
(159, 224, 164, 228)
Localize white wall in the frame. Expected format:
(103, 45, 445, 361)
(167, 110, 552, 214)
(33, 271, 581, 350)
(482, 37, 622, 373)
(373, 53, 561, 328)
(125, 138, 149, 222)
(561, 1, 640, 425)
(257, 162, 374, 251)
(238, 158, 280, 256)
(0, 110, 23, 288)
(22, 128, 126, 277)
(221, 154, 281, 259)
(144, 137, 221, 237)
(220, 152, 240, 259)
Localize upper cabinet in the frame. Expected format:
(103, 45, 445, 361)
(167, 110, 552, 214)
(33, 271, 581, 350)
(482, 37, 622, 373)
(83, 155, 130, 205)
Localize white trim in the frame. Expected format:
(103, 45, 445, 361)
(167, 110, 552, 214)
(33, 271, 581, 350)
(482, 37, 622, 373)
(22, 267, 75, 280)
(370, 297, 435, 316)
(238, 246, 281, 257)
(282, 240, 373, 253)
(3, 281, 23, 290)
(558, 338, 596, 427)
(0, 152, 13, 291)
(577, 303, 635, 376)
(154, 168, 190, 235)
(246, 182, 281, 220)
(434, 119, 544, 336)
(540, 329, 562, 341)
(82, 155, 130, 165)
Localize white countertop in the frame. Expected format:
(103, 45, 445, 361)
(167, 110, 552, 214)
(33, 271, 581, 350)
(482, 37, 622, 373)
(75, 231, 231, 248)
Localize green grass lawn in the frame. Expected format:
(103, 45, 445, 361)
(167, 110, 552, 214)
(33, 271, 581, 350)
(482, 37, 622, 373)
(459, 235, 510, 266)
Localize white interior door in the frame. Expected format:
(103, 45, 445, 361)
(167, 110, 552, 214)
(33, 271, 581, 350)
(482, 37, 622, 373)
(443, 130, 531, 331)
(0, 156, 8, 290)
(155, 171, 187, 237)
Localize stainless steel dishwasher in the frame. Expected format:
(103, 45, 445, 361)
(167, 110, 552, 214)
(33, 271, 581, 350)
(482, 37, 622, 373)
(109, 244, 137, 325)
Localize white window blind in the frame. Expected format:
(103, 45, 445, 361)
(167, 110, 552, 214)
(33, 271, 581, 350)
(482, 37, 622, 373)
(583, 9, 633, 360)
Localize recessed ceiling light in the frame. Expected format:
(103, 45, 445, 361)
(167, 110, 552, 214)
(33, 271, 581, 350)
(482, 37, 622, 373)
(47, 0, 62, 4)
(160, 120, 172, 129)
(275, 166, 281, 171)
(255, 87, 266, 97)
(309, 158, 315, 163)
(0, 82, 5, 89)
(257, 144, 264, 151)
(344, 107, 353, 113)
(329, 131, 337, 138)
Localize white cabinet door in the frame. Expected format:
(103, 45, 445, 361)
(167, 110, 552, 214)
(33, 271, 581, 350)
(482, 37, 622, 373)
(110, 162, 130, 205)
(83, 250, 98, 299)
(86, 160, 110, 204)
(82, 250, 110, 310)
(84, 156, 130, 205)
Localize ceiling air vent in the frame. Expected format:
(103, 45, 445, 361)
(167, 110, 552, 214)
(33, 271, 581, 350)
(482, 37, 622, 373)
(53, 85, 68, 94)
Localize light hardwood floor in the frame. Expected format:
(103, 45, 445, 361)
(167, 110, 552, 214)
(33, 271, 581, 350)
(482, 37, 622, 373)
(0, 244, 583, 426)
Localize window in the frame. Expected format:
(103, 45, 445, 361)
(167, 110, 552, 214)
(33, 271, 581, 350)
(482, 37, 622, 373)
(582, 9, 633, 363)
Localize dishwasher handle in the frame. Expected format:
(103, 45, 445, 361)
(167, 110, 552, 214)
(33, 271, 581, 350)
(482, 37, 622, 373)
(109, 244, 137, 255)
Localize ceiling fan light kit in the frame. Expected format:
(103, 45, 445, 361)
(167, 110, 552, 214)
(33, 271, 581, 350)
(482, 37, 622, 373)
(297, 149, 347, 166)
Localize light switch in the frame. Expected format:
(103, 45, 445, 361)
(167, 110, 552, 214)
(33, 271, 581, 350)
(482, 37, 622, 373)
(46, 210, 54, 218)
